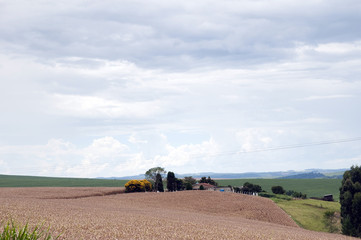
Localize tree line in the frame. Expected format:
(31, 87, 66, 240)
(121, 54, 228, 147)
(124, 167, 203, 192)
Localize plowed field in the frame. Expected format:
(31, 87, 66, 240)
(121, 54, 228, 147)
(0, 188, 355, 239)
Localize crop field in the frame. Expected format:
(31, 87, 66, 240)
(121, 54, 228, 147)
(216, 178, 342, 200)
(0, 174, 128, 187)
(0, 188, 356, 239)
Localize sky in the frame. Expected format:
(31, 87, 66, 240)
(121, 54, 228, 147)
(0, 0, 361, 178)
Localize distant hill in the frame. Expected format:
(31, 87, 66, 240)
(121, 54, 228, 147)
(278, 172, 327, 179)
(102, 169, 346, 180)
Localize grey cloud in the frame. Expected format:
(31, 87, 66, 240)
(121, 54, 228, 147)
(2, 0, 361, 70)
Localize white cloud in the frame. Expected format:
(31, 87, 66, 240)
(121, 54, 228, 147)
(300, 95, 354, 101)
(236, 129, 274, 152)
(315, 42, 361, 54)
(128, 134, 148, 144)
(326, 155, 361, 169)
(50, 94, 163, 119)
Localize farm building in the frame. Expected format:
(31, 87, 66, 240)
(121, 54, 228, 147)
(323, 194, 334, 201)
(192, 183, 216, 191)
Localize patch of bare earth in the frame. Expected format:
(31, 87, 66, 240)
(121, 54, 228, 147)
(0, 188, 356, 239)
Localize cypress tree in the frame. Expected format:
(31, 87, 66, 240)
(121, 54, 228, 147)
(167, 171, 176, 192)
(155, 173, 164, 192)
(340, 165, 361, 237)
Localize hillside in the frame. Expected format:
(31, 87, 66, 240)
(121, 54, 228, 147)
(114, 168, 347, 180)
(0, 188, 355, 239)
(0, 174, 127, 187)
(278, 172, 327, 179)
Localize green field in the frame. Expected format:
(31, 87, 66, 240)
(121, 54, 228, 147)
(216, 178, 342, 200)
(1, 175, 342, 201)
(0, 174, 128, 187)
(270, 195, 341, 233)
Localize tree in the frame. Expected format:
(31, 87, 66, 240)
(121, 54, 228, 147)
(155, 173, 164, 192)
(167, 171, 176, 192)
(242, 182, 262, 193)
(272, 186, 285, 194)
(183, 176, 196, 186)
(145, 167, 167, 185)
(199, 176, 217, 186)
(185, 182, 193, 190)
(340, 165, 361, 237)
(175, 178, 184, 191)
(199, 177, 207, 183)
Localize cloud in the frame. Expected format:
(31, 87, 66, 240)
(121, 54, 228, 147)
(300, 95, 354, 101)
(2, 0, 361, 69)
(50, 94, 163, 119)
(1, 0, 361, 177)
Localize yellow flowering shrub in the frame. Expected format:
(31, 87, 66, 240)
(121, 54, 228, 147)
(140, 179, 152, 192)
(125, 180, 145, 192)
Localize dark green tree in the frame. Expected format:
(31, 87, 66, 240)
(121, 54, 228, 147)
(183, 176, 196, 186)
(199, 177, 207, 183)
(175, 178, 184, 191)
(185, 182, 193, 190)
(167, 171, 176, 192)
(243, 182, 262, 193)
(199, 176, 217, 186)
(155, 173, 164, 192)
(272, 186, 285, 194)
(340, 165, 361, 237)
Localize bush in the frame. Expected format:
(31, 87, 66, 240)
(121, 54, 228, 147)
(199, 185, 205, 190)
(139, 179, 152, 192)
(271, 186, 285, 194)
(1, 220, 59, 240)
(185, 182, 193, 190)
(285, 190, 307, 199)
(259, 192, 275, 198)
(323, 211, 339, 233)
(125, 180, 145, 193)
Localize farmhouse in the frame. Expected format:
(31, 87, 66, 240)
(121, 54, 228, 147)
(192, 183, 216, 190)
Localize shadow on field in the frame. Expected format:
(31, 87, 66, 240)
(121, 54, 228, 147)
(41, 188, 126, 199)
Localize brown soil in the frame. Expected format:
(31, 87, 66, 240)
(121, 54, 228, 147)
(0, 188, 355, 239)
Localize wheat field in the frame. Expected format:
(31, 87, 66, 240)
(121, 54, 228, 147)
(0, 188, 356, 239)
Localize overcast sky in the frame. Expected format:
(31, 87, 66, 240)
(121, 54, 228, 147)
(1, 0, 361, 178)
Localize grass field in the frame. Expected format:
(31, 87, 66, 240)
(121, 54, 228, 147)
(0, 174, 128, 187)
(216, 178, 342, 200)
(271, 195, 341, 233)
(1, 175, 342, 200)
